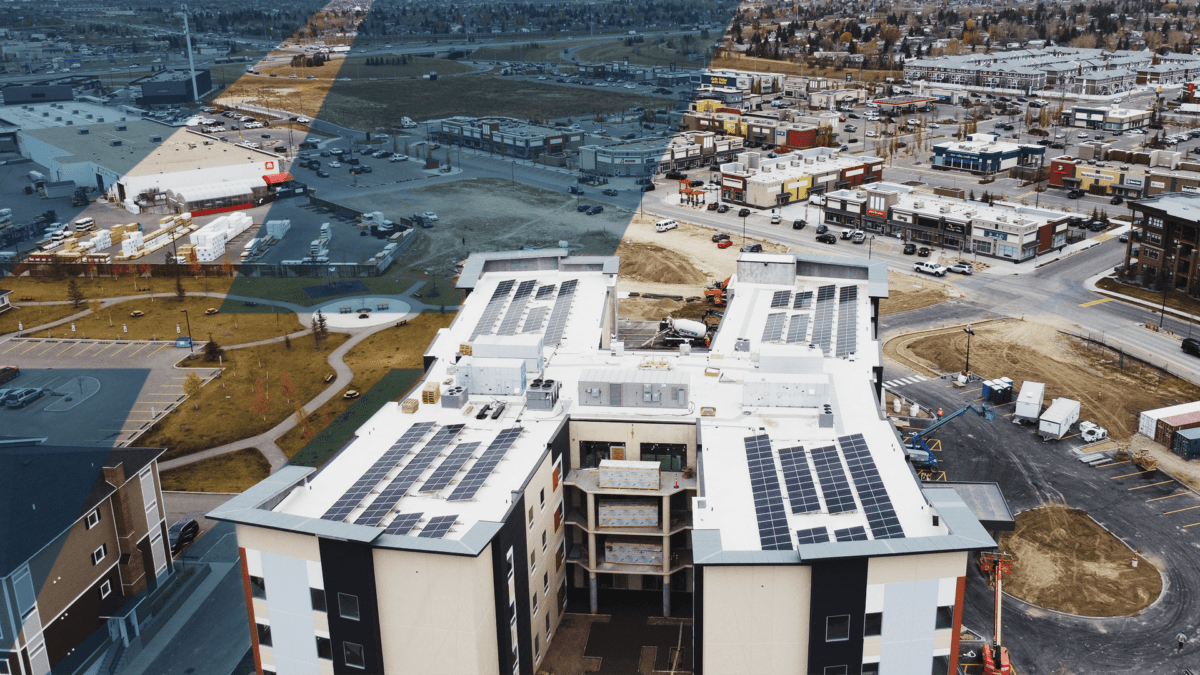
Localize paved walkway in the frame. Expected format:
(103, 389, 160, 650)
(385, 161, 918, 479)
(1085, 269, 1200, 323)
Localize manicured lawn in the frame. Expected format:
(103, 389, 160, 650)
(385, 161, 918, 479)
(0, 274, 236, 302)
(278, 312, 456, 460)
(1097, 277, 1200, 317)
(81, 296, 303, 344)
(0, 303, 87, 335)
(149, 333, 349, 460)
(159, 448, 271, 493)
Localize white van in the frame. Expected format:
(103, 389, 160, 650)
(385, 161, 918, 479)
(655, 219, 678, 233)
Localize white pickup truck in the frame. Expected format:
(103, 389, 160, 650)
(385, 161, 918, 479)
(913, 261, 947, 277)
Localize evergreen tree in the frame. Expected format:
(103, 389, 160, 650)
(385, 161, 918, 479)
(203, 335, 224, 362)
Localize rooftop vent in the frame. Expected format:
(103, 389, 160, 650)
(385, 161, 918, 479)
(54, 116, 62, 122)
(114, 123, 124, 131)
(78, 128, 89, 135)
(109, 139, 122, 147)
(98, 118, 105, 123)
(149, 135, 162, 142)
(65, 121, 73, 126)
(86, 114, 93, 120)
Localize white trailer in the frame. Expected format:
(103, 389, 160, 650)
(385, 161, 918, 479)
(1039, 398, 1080, 440)
(1014, 381, 1045, 423)
(1138, 400, 1200, 438)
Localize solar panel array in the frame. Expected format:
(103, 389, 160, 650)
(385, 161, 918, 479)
(836, 286, 858, 357)
(812, 285, 837, 355)
(840, 434, 906, 539)
(497, 280, 537, 335)
(535, 284, 556, 300)
(835, 526, 869, 542)
(321, 422, 435, 522)
(777, 446, 822, 514)
(419, 442, 481, 493)
(809, 445, 858, 514)
(522, 306, 548, 333)
(770, 290, 792, 308)
(543, 279, 578, 345)
(796, 527, 830, 544)
(793, 291, 813, 310)
(470, 279, 516, 339)
(762, 312, 787, 342)
(448, 427, 524, 501)
(743, 435, 794, 551)
(418, 515, 457, 539)
(384, 512, 424, 536)
(786, 315, 810, 344)
(357, 424, 466, 526)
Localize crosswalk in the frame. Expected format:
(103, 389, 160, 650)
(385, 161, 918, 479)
(883, 374, 929, 388)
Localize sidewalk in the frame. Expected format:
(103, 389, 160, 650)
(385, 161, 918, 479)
(1084, 269, 1200, 323)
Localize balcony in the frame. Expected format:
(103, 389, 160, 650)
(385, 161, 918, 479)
(565, 509, 692, 536)
(564, 469, 697, 497)
(568, 548, 694, 576)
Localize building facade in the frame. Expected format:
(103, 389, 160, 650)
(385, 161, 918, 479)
(431, 117, 584, 161)
(720, 149, 883, 208)
(1062, 106, 1151, 131)
(579, 132, 743, 177)
(131, 69, 213, 106)
(1122, 193, 1200, 294)
(932, 134, 1046, 174)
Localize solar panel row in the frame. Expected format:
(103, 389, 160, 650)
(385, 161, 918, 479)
(356, 424, 466, 526)
(497, 280, 537, 336)
(786, 315, 810, 344)
(770, 290, 791, 308)
(320, 422, 435, 522)
(384, 512, 424, 536)
(836, 286, 858, 358)
(419, 442, 482, 493)
(543, 279, 578, 345)
(522, 306, 548, 333)
(418, 514, 458, 539)
(777, 446, 822, 514)
(809, 444, 858, 514)
(812, 285, 836, 355)
(796, 526, 830, 544)
(535, 284, 557, 300)
(762, 312, 787, 343)
(839, 434, 905, 539)
(448, 427, 524, 501)
(835, 526, 869, 542)
(794, 291, 813, 310)
(470, 279, 516, 339)
(743, 435, 794, 551)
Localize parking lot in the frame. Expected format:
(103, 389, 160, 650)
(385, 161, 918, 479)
(0, 337, 219, 446)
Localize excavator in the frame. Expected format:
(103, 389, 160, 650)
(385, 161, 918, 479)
(978, 552, 1013, 674)
(704, 276, 731, 306)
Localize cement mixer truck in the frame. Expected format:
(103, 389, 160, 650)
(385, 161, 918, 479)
(640, 317, 713, 349)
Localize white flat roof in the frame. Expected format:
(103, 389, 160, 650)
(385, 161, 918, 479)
(0, 101, 126, 130)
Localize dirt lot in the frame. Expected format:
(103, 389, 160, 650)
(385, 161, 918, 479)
(217, 71, 659, 130)
(613, 213, 787, 322)
(334, 178, 625, 278)
(999, 505, 1162, 617)
(470, 42, 585, 65)
(880, 272, 956, 315)
(575, 40, 694, 67)
(257, 55, 473, 80)
(891, 319, 1200, 440)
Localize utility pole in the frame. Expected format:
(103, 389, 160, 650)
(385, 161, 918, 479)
(181, 4, 200, 103)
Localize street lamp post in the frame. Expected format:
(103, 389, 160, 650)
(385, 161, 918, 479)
(1160, 286, 1169, 329)
(869, 235, 875, 259)
(742, 214, 748, 247)
(180, 309, 195, 354)
(963, 325, 975, 375)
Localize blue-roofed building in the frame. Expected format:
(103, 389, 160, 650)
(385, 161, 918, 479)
(932, 133, 1046, 175)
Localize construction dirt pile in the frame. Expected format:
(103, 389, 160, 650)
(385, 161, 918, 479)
(891, 319, 1200, 440)
(880, 272, 957, 315)
(999, 505, 1162, 617)
(619, 243, 709, 286)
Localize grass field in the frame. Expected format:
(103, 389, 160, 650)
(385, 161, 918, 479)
(85, 296, 303, 344)
(1097, 277, 1200, 317)
(0, 303, 86, 335)
(159, 448, 271, 493)
(0, 274, 236, 303)
(258, 55, 473, 80)
(149, 333, 349, 460)
(217, 72, 660, 129)
(575, 40, 697, 68)
(470, 42, 587, 65)
(277, 312, 456, 458)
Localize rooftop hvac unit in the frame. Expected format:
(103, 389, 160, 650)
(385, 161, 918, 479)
(149, 135, 162, 142)
(109, 139, 122, 146)
(42, 112, 49, 117)
(54, 117, 61, 122)
(65, 121, 73, 125)
(914, 200, 924, 208)
(98, 118, 105, 123)
(78, 128, 89, 135)
(86, 114, 93, 119)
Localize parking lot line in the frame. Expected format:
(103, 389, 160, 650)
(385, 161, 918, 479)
(1112, 469, 1158, 479)
(1162, 504, 1200, 515)
(34, 341, 62, 355)
(1147, 491, 1192, 502)
(108, 343, 137, 356)
(125, 344, 153, 358)
(1, 341, 27, 354)
(1183, 521, 1200, 529)
(147, 343, 172, 357)
(1128, 480, 1174, 491)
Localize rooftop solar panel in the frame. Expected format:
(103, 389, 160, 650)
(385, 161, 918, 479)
(809, 444, 858, 514)
(383, 512, 423, 536)
(356, 424, 466, 526)
(796, 527, 830, 544)
(543, 279, 578, 346)
(743, 435, 794, 551)
(418, 515, 457, 539)
(470, 279, 516, 340)
(770, 290, 791, 308)
(419, 442, 481, 493)
(522, 306, 548, 333)
(812, 285, 836, 355)
(840, 433, 905, 539)
(448, 427, 524, 501)
(836, 286, 858, 357)
(794, 291, 813, 310)
(762, 312, 786, 343)
(321, 422, 435, 522)
(786, 315, 810, 344)
(777, 446, 822, 514)
(535, 284, 556, 300)
(834, 526, 869, 542)
(497, 280, 537, 336)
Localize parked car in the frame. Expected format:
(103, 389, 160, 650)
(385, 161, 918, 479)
(1067, 189, 1083, 199)
(641, 184, 656, 192)
(707, 202, 719, 211)
(740, 243, 763, 253)
(1118, 232, 1130, 242)
(917, 247, 931, 257)
(770, 214, 781, 224)
(587, 205, 604, 215)
(328, 161, 342, 168)
(737, 208, 751, 217)
(903, 243, 917, 255)
(576, 203, 591, 212)
(914, 261, 947, 276)
(948, 262, 974, 275)
(792, 219, 807, 230)
(816, 233, 837, 244)
(716, 204, 729, 213)
(717, 240, 734, 249)
(390, 154, 408, 162)
(422, 211, 439, 221)
(840, 228, 854, 240)
(815, 224, 829, 234)
(5, 387, 43, 408)
(1184, 338, 1200, 357)
(167, 518, 200, 556)
(316, 170, 330, 178)
(852, 231, 866, 244)
(712, 233, 731, 242)
(602, 188, 619, 196)
(1110, 195, 1124, 205)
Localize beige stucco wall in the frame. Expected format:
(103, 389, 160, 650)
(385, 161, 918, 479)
(866, 552, 966, 585)
(374, 545, 500, 675)
(236, 524, 321, 562)
(703, 565, 811, 674)
(567, 420, 697, 468)
(521, 452, 567, 668)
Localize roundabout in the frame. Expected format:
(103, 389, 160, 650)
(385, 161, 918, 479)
(313, 296, 413, 328)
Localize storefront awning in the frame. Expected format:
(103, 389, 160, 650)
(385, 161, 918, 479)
(262, 172, 295, 185)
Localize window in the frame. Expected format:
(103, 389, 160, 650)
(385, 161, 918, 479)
(316, 636, 332, 660)
(542, 530, 548, 552)
(0, 659, 9, 675)
(554, 502, 563, 532)
(824, 667, 848, 675)
(931, 655, 951, 675)
(91, 544, 107, 566)
(826, 615, 851, 642)
(250, 576, 266, 600)
(338, 593, 360, 621)
(546, 613, 552, 639)
(343, 641, 365, 669)
(540, 488, 546, 510)
(86, 509, 101, 530)
(1146, 248, 1160, 260)
(544, 572, 550, 593)
(861, 664, 880, 675)
(99, 579, 112, 600)
(529, 507, 535, 530)
(935, 605, 954, 630)
(310, 588, 326, 613)
(534, 634, 541, 660)
(532, 591, 539, 615)
(256, 622, 272, 647)
(530, 550, 537, 572)
(864, 612, 881, 637)
(640, 443, 687, 471)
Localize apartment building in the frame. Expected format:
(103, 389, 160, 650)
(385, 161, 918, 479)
(720, 148, 883, 208)
(1123, 193, 1200, 294)
(1, 440, 170, 675)
(213, 248, 1007, 675)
